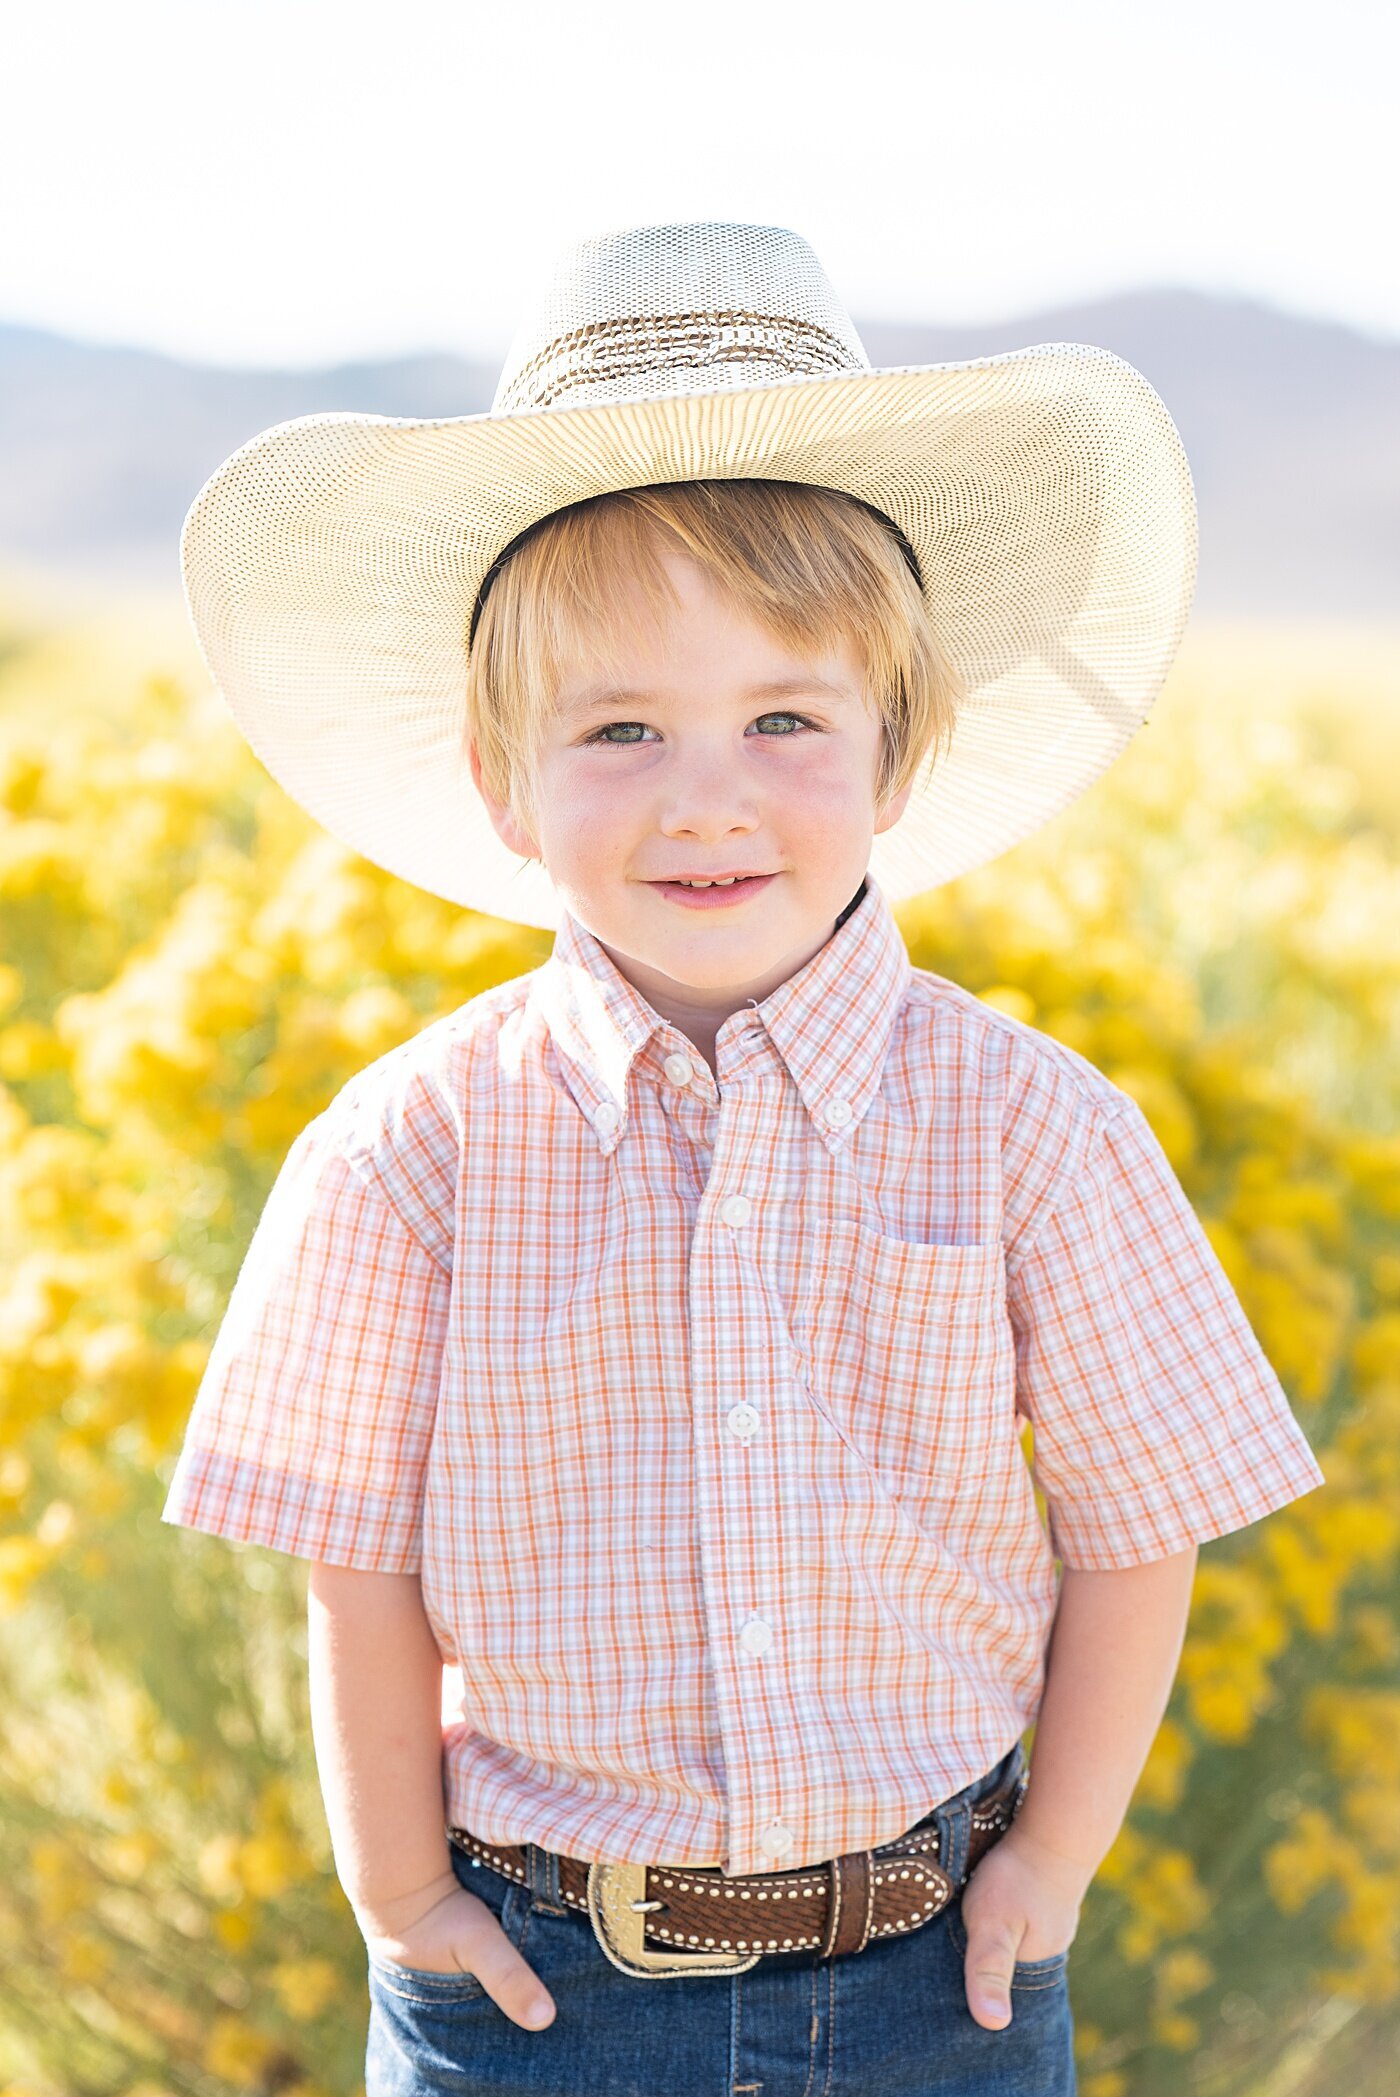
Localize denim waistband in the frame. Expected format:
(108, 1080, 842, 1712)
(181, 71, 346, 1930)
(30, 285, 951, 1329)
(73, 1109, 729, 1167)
(921, 1737, 1027, 1883)
(908, 1737, 1026, 1826)
(964, 1737, 1027, 1807)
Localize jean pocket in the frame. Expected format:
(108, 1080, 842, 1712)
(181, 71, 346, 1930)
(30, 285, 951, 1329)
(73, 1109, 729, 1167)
(367, 1854, 530, 2005)
(367, 1957, 493, 2005)
(946, 1893, 1070, 1985)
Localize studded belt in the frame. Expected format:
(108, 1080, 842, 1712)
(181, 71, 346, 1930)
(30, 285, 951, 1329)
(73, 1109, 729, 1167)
(446, 1764, 1028, 1980)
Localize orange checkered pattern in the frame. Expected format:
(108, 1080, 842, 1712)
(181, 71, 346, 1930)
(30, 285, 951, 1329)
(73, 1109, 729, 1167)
(162, 874, 1325, 1877)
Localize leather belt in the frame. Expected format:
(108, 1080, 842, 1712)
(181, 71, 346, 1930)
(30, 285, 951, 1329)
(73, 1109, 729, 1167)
(447, 1764, 1028, 1980)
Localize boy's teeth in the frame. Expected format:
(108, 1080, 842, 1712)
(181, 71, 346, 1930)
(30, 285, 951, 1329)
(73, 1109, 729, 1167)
(679, 875, 744, 887)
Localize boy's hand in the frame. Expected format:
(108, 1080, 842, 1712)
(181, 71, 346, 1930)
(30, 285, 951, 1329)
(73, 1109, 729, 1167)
(957, 1824, 1088, 2030)
(360, 1873, 557, 2032)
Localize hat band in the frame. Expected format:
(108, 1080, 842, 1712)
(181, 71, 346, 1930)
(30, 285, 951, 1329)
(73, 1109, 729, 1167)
(496, 306, 864, 412)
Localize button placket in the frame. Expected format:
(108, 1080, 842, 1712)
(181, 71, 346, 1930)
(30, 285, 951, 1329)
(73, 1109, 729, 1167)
(689, 1076, 801, 1876)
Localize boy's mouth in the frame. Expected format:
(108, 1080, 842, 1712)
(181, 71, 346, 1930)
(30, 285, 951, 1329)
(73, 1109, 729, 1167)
(649, 873, 777, 907)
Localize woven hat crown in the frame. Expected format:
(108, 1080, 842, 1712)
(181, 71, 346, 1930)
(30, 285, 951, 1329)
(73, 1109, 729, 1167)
(492, 223, 872, 415)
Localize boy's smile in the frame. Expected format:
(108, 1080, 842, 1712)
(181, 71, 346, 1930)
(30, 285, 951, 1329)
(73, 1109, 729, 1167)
(470, 543, 918, 1072)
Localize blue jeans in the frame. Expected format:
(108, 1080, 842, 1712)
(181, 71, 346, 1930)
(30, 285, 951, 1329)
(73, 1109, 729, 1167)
(364, 1739, 1075, 2095)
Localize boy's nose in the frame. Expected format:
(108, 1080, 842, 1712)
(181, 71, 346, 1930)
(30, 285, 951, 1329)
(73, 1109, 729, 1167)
(658, 794, 765, 835)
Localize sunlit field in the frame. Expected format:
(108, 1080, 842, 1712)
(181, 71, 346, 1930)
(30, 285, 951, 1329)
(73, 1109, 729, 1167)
(1, 572, 1397, 2097)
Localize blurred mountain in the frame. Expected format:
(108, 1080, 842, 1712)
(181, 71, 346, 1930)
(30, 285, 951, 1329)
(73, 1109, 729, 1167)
(0, 288, 1396, 623)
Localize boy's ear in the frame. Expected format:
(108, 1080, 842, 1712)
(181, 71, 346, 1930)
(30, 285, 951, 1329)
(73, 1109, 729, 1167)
(873, 774, 918, 837)
(873, 717, 938, 835)
(467, 737, 541, 861)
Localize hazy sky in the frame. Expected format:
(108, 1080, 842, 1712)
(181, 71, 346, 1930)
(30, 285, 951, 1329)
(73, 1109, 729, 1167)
(5, 0, 1395, 370)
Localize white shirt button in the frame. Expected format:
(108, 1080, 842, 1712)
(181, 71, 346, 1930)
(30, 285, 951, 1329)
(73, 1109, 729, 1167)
(720, 1194, 751, 1227)
(727, 1402, 760, 1439)
(664, 1052, 696, 1087)
(593, 1101, 620, 1134)
(759, 1822, 794, 1860)
(823, 1096, 853, 1126)
(739, 1616, 774, 1654)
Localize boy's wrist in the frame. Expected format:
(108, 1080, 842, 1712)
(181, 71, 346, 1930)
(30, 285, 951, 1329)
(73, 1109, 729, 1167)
(350, 1861, 460, 1943)
(999, 1817, 1100, 1898)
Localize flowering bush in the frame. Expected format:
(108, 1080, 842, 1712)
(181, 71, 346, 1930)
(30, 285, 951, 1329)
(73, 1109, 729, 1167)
(0, 597, 1395, 2097)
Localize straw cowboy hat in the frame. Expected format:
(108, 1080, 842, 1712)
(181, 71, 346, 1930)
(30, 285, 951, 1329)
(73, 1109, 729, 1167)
(179, 221, 1198, 932)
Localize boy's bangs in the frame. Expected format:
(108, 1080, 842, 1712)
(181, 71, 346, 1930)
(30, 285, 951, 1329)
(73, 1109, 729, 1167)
(515, 484, 912, 715)
(465, 480, 965, 835)
(519, 499, 697, 691)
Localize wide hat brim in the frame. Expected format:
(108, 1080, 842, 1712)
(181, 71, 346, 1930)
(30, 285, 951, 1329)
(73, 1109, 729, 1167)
(180, 345, 1197, 931)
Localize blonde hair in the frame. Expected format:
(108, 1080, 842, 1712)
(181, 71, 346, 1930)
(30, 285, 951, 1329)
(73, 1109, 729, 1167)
(464, 479, 965, 848)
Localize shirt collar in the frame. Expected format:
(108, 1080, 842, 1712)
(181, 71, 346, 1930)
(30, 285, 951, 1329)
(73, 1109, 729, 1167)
(527, 871, 914, 1156)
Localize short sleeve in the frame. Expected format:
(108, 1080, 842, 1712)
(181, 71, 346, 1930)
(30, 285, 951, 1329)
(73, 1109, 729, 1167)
(1006, 1095, 1327, 1571)
(160, 1111, 451, 1573)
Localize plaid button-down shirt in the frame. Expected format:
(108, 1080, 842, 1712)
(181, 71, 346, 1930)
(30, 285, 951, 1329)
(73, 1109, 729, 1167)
(162, 872, 1325, 1877)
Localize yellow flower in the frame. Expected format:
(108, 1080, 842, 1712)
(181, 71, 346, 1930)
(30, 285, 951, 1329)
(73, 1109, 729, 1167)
(1133, 1848, 1211, 1935)
(270, 1956, 342, 2021)
(1263, 1806, 1344, 1912)
(1156, 1945, 1213, 2001)
(0, 743, 46, 813)
(336, 984, 417, 1056)
(1346, 1606, 1400, 1671)
(1096, 1818, 1150, 1890)
(1352, 1314, 1400, 1392)
(1116, 1916, 1158, 1965)
(211, 1907, 255, 1953)
(1332, 1786, 1399, 1853)
(1184, 1675, 1259, 1744)
(58, 1929, 111, 1987)
(203, 2015, 281, 2088)
(0, 1536, 50, 1613)
(1327, 1866, 1400, 1987)
(977, 984, 1036, 1026)
(1261, 1525, 1344, 1638)
(1151, 2010, 1200, 2051)
(27, 1836, 91, 1927)
(1134, 1718, 1194, 1811)
(238, 1829, 309, 1899)
(196, 1832, 242, 1901)
(102, 1831, 161, 1881)
(1305, 1688, 1400, 1782)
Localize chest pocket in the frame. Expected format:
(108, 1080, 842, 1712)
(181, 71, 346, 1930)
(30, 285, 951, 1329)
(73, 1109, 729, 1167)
(800, 1222, 1014, 1499)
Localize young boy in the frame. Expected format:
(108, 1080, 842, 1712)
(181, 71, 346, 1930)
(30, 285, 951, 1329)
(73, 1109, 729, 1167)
(162, 224, 1326, 2097)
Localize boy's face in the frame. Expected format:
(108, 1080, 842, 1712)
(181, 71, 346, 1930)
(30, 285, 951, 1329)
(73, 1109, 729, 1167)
(469, 543, 919, 1063)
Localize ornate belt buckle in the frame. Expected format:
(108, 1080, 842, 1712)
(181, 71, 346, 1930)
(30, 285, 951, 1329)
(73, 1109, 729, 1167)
(586, 1860, 763, 1979)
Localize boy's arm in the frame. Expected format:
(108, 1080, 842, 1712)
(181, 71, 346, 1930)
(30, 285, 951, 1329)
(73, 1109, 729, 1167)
(306, 1562, 458, 1939)
(1010, 1544, 1199, 1882)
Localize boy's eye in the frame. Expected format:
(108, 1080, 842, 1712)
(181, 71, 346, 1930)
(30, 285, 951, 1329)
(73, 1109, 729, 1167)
(581, 711, 817, 746)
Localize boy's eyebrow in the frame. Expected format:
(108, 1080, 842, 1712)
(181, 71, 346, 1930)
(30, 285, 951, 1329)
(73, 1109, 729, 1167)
(560, 675, 855, 720)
